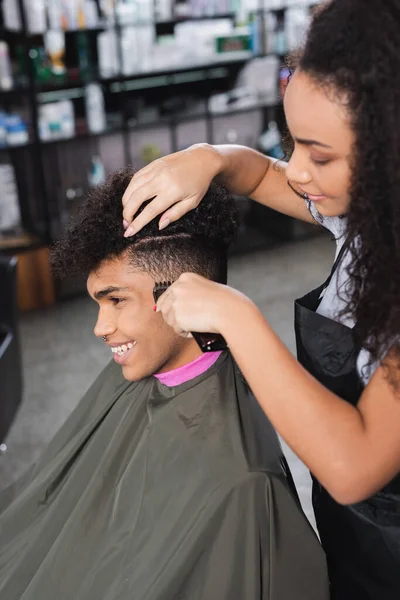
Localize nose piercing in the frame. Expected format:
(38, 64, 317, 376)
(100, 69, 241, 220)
(102, 335, 107, 342)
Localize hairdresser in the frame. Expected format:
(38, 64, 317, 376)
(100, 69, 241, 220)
(121, 2, 400, 598)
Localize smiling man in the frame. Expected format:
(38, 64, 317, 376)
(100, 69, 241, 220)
(75, 168, 233, 382)
(87, 262, 202, 381)
(0, 168, 328, 600)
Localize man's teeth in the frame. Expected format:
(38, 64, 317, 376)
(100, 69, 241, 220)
(111, 341, 136, 356)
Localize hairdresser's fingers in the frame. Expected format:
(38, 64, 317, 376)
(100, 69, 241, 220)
(122, 165, 159, 210)
(155, 283, 196, 337)
(156, 283, 177, 313)
(156, 288, 176, 329)
(122, 172, 180, 226)
(123, 192, 176, 238)
(122, 158, 175, 212)
(123, 191, 160, 237)
(122, 179, 165, 228)
(122, 176, 160, 221)
(124, 188, 198, 237)
(157, 198, 199, 231)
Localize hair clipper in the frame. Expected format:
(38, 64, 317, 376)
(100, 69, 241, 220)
(153, 281, 228, 352)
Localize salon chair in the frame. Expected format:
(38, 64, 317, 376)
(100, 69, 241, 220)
(0, 254, 22, 443)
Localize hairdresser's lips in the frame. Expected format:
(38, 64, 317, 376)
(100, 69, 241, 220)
(299, 187, 327, 203)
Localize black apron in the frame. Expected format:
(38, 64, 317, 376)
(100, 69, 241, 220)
(295, 241, 400, 600)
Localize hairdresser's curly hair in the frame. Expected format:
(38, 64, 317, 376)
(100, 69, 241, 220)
(290, 0, 400, 383)
(51, 167, 239, 285)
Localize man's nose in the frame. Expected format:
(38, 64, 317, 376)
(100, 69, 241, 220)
(94, 312, 116, 340)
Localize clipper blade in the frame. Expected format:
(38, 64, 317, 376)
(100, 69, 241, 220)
(153, 281, 173, 303)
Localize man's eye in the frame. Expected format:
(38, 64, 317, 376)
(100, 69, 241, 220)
(110, 297, 124, 305)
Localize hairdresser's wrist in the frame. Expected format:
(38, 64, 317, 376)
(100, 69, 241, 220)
(216, 287, 258, 337)
(189, 143, 225, 180)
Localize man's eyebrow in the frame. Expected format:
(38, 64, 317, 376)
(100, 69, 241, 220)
(294, 137, 333, 149)
(94, 286, 132, 300)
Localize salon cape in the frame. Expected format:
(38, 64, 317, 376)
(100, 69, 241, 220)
(0, 353, 328, 600)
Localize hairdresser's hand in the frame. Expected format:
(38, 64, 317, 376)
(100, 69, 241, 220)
(122, 144, 222, 237)
(156, 273, 250, 337)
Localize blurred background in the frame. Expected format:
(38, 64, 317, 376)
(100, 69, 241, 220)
(0, 0, 331, 525)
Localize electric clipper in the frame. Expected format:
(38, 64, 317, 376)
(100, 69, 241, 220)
(153, 281, 228, 352)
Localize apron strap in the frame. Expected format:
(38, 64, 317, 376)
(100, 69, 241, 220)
(322, 234, 351, 290)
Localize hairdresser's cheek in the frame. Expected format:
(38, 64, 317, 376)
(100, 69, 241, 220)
(313, 165, 351, 215)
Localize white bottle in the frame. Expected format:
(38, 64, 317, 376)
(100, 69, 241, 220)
(97, 30, 119, 77)
(84, 0, 99, 28)
(85, 83, 106, 133)
(0, 41, 13, 90)
(264, 13, 277, 55)
(39, 105, 51, 141)
(154, 0, 172, 22)
(47, 0, 63, 30)
(0, 164, 21, 232)
(120, 26, 139, 75)
(59, 100, 75, 138)
(285, 7, 311, 52)
(25, 0, 47, 34)
(2, 0, 22, 31)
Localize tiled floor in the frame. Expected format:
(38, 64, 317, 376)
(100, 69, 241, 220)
(0, 233, 334, 526)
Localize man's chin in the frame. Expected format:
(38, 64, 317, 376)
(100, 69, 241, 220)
(121, 362, 152, 382)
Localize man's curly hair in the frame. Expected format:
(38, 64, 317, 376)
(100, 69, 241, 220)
(288, 0, 400, 383)
(51, 167, 239, 285)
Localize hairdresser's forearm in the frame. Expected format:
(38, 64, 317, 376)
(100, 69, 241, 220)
(220, 299, 372, 504)
(195, 144, 313, 222)
(203, 144, 273, 197)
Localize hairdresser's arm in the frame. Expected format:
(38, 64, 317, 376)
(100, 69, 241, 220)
(122, 144, 314, 235)
(222, 296, 400, 505)
(213, 144, 313, 221)
(156, 275, 400, 505)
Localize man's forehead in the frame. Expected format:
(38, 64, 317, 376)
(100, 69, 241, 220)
(86, 259, 151, 296)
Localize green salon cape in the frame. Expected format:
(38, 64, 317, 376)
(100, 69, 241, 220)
(0, 353, 329, 599)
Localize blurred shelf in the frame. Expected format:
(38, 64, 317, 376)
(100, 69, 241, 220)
(0, 27, 20, 39)
(208, 100, 281, 119)
(108, 54, 255, 90)
(0, 142, 32, 152)
(39, 125, 124, 146)
(269, 1, 321, 12)
(0, 232, 41, 252)
(0, 4, 323, 42)
(63, 26, 108, 35)
(175, 100, 281, 123)
(155, 13, 235, 26)
(34, 74, 100, 94)
(34, 53, 254, 98)
(0, 25, 108, 39)
(0, 86, 29, 101)
(0, 99, 280, 152)
(0, 3, 292, 251)
(114, 52, 254, 79)
(127, 115, 172, 131)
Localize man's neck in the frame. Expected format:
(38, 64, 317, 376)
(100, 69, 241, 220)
(154, 351, 223, 387)
(156, 339, 202, 375)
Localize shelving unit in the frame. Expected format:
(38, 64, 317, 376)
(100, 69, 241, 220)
(0, 1, 320, 260)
